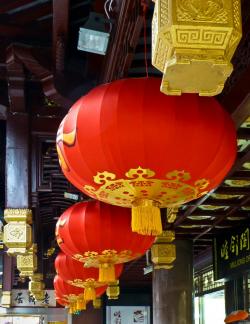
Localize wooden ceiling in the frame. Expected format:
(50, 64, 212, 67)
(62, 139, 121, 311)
(0, 0, 250, 289)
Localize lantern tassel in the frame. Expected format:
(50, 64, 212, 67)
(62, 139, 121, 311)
(69, 302, 77, 314)
(99, 263, 116, 283)
(77, 298, 86, 311)
(132, 199, 162, 236)
(84, 287, 96, 301)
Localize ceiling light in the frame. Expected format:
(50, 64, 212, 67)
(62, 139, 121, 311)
(77, 12, 110, 55)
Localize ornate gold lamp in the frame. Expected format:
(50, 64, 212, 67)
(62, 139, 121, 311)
(151, 230, 176, 269)
(3, 209, 33, 255)
(17, 244, 38, 278)
(152, 0, 242, 96)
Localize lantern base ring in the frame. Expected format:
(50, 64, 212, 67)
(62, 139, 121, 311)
(131, 199, 162, 236)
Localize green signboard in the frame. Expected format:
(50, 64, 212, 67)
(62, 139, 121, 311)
(213, 224, 250, 280)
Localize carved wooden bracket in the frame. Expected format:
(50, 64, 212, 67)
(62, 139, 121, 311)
(6, 45, 72, 111)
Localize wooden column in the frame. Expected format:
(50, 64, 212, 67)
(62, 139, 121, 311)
(225, 278, 244, 315)
(2, 113, 30, 307)
(2, 46, 30, 307)
(153, 240, 194, 324)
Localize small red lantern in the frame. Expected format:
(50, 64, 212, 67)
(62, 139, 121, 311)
(55, 252, 122, 300)
(56, 201, 155, 283)
(54, 275, 86, 312)
(224, 310, 249, 323)
(55, 291, 69, 307)
(56, 77, 236, 236)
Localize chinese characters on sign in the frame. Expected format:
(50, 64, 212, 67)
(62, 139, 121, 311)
(214, 226, 250, 280)
(106, 306, 150, 324)
(11, 290, 56, 307)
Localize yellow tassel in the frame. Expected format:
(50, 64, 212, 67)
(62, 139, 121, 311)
(132, 199, 162, 236)
(84, 287, 96, 301)
(69, 302, 77, 314)
(99, 263, 115, 283)
(77, 298, 86, 311)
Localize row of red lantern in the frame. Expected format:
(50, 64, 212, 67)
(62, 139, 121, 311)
(55, 201, 155, 283)
(54, 77, 236, 312)
(53, 200, 155, 313)
(56, 77, 237, 236)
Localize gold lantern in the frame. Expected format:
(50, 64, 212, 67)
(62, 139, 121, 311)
(152, 0, 242, 96)
(3, 209, 33, 255)
(17, 244, 38, 278)
(29, 273, 45, 301)
(1, 291, 12, 308)
(106, 280, 120, 300)
(151, 230, 176, 269)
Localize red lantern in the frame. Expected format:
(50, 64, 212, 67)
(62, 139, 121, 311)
(56, 77, 236, 236)
(55, 252, 122, 300)
(56, 201, 155, 282)
(224, 310, 249, 323)
(55, 291, 69, 307)
(54, 275, 86, 312)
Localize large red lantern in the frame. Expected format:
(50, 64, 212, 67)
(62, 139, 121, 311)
(55, 252, 122, 300)
(56, 201, 155, 282)
(56, 77, 236, 236)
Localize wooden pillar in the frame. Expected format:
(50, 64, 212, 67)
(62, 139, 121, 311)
(2, 113, 30, 307)
(225, 277, 244, 315)
(153, 240, 194, 324)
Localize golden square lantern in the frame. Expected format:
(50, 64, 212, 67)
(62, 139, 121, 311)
(17, 244, 38, 278)
(106, 280, 120, 300)
(29, 273, 45, 301)
(152, 0, 242, 96)
(3, 209, 33, 255)
(151, 231, 176, 269)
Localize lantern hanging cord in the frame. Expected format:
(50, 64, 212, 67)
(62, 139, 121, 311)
(104, 0, 114, 33)
(142, 1, 149, 78)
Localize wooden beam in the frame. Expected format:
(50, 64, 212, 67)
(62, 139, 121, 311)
(52, 0, 69, 73)
(101, 0, 144, 82)
(194, 196, 250, 241)
(0, 0, 33, 14)
(8, 2, 52, 25)
(174, 100, 250, 228)
(0, 23, 46, 39)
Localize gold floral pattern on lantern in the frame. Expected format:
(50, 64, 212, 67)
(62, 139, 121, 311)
(83, 167, 209, 208)
(67, 278, 104, 289)
(73, 249, 139, 268)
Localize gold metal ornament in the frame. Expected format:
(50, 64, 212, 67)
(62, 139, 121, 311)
(29, 273, 45, 301)
(93, 298, 102, 309)
(152, 0, 242, 96)
(167, 207, 179, 223)
(106, 280, 120, 300)
(151, 231, 176, 270)
(17, 244, 38, 278)
(3, 209, 33, 255)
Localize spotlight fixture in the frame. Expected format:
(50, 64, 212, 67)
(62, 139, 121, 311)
(77, 12, 110, 55)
